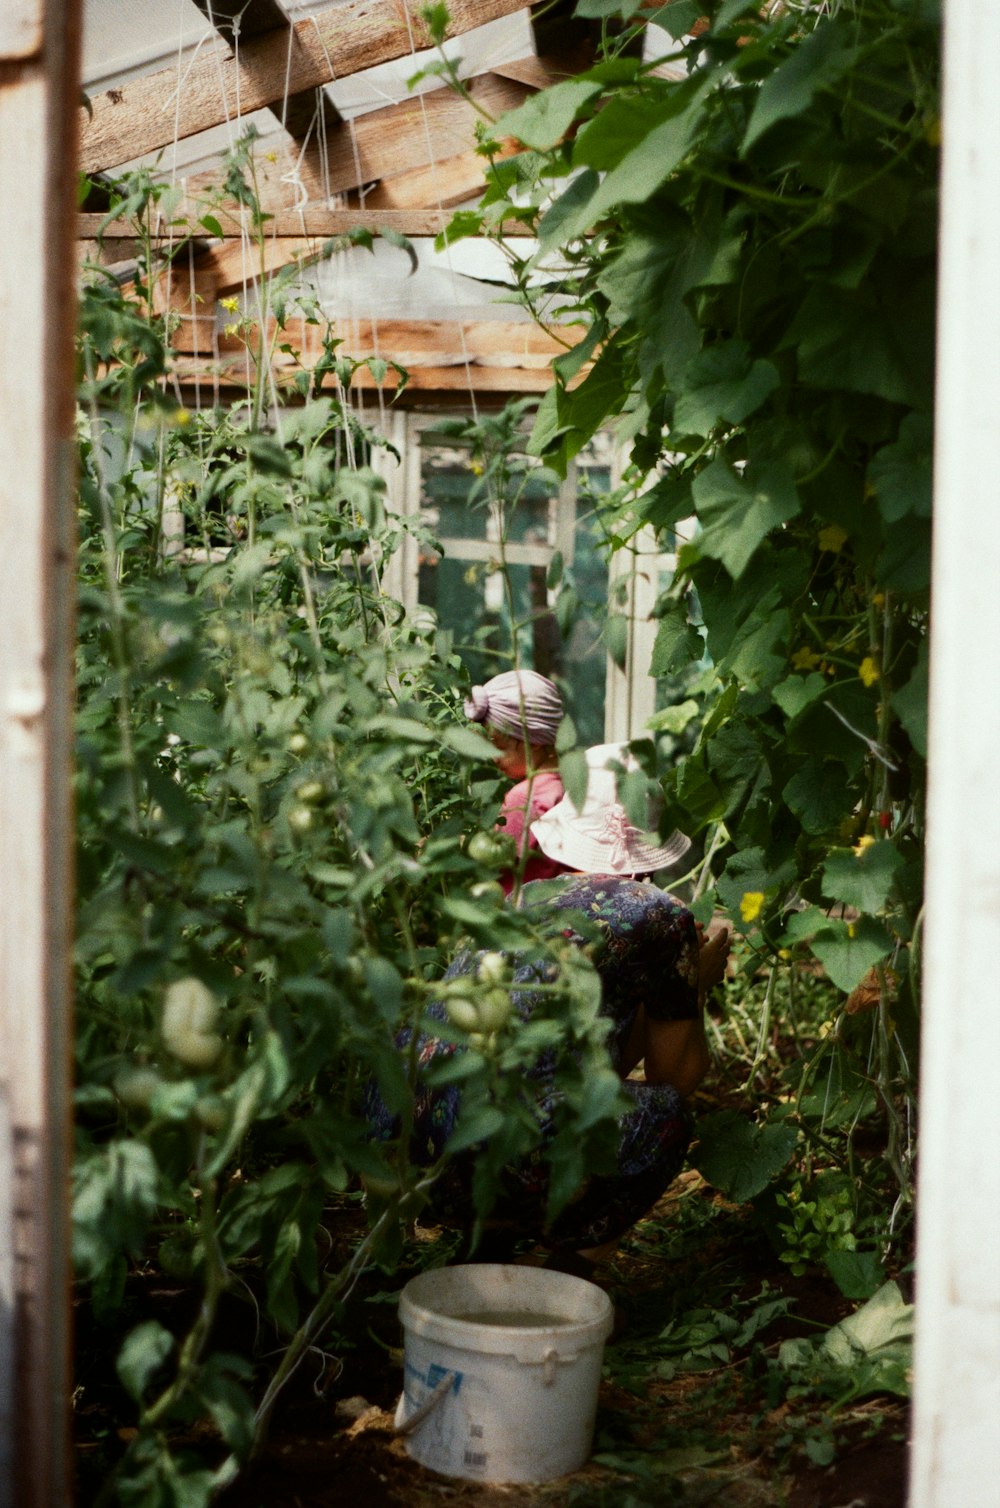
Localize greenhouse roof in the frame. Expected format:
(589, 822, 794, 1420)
(78, 0, 673, 404)
(77, 1, 686, 405)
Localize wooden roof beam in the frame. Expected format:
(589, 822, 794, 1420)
(160, 71, 529, 219)
(344, 143, 520, 212)
(166, 312, 571, 360)
(80, 0, 533, 175)
(491, 40, 596, 89)
(78, 209, 536, 239)
(190, 0, 342, 200)
(169, 354, 568, 393)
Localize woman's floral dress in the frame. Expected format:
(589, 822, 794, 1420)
(366, 875, 702, 1251)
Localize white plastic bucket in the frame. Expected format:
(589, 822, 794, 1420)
(394, 1263, 614, 1484)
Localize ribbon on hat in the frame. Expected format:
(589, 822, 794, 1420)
(597, 803, 632, 870)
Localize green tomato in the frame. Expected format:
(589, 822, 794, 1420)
(287, 804, 315, 833)
(196, 1096, 226, 1131)
(466, 830, 516, 869)
(158, 1232, 200, 1280)
(477, 951, 507, 986)
(166, 1031, 223, 1070)
(288, 732, 310, 755)
(469, 881, 504, 906)
(476, 987, 513, 1032)
(294, 779, 326, 805)
(114, 1066, 162, 1112)
(163, 977, 219, 1038)
(445, 997, 481, 1033)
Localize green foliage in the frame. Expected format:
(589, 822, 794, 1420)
(465, 0, 936, 1216)
(74, 4, 942, 1481)
(777, 1281, 914, 1403)
(774, 1176, 860, 1278)
(578, 1168, 908, 1500)
(691, 1109, 797, 1204)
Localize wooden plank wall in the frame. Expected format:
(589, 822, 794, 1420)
(0, 0, 81, 1502)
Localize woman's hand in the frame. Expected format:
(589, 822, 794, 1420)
(697, 923, 731, 998)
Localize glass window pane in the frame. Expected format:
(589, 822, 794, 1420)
(420, 439, 490, 542)
(415, 424, 609, 746)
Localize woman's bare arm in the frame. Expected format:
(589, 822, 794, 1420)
(630, 924, 731, 1094)
(643, 1016, 711, 1095)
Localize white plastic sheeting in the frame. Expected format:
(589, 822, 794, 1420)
(304, 236, 535, 321)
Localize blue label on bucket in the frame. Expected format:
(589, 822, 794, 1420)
(429, 1362, 463, 1395)
(404, 1358, 463, 1397)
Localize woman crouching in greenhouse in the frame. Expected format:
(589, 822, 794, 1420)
(366, 744, 730, 1268)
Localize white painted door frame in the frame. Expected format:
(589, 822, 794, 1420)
(910, 1, 1000, 1503)
(0, 0, 82, 1501)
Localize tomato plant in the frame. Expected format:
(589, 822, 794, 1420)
(73, 151, 626, 1505)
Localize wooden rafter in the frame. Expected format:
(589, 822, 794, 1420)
(167, 313, 571, 362)
(170, 353, 567, 394)
(344, 145, 517, 211)
(190, 0, 342, 200)
(77, 209, 536, 239)
(79, 0, 533, 175)
(167, 72, 530, 214)
(491, 42, 596, 89)
(192, 0, 339, 136)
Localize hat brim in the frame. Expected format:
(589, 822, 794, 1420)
(531, 807, 691, 877)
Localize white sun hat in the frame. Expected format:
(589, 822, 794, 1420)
(530, 742, 691, 877)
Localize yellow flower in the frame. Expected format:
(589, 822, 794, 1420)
(223, 322, 240, 339)
(872, 592, 885, 609)
(175, 407, 191, 426)
(469, 461, 484, 476)
(854, 834, 876, 857)
(791, 646, 821, 671)
(847, 921, 857, 939)
(859, 656, 880, 687)
(818, 524, 848, 553)
(220, 296, 240, 313)
(740, 891, 765, 924)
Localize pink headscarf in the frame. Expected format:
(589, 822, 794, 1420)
(464, 670, 563, 746)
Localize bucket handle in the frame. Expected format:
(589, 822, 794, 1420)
(394, 1370, 457, 1437)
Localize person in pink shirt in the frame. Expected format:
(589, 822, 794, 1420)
(464, 669, 570, 894)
